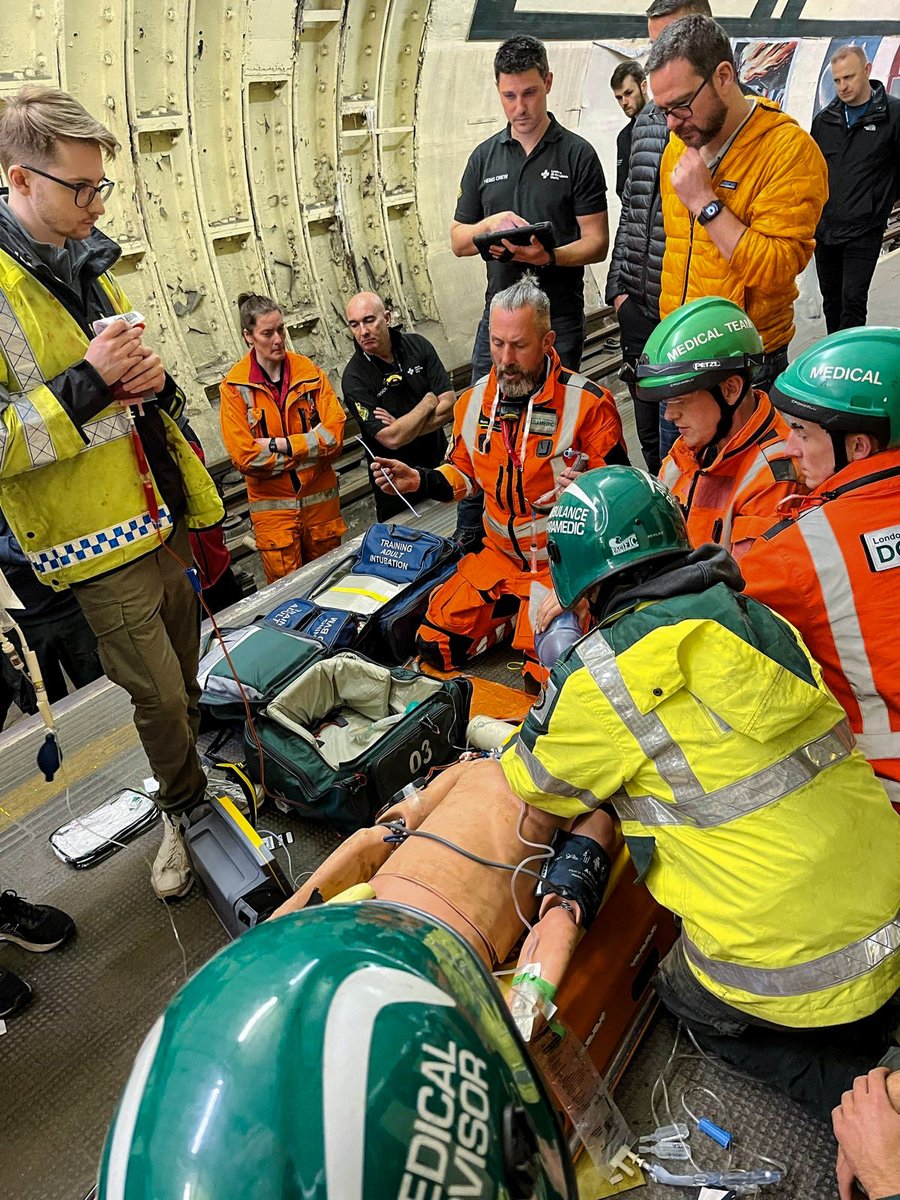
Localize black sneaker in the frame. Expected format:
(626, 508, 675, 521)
(0, 891, 76, 952)
(0, 967, 33, 1018)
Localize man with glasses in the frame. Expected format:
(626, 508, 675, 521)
(607, 0, 713, 478)
(648, 16, 827, 395)
(0, 86, 224, 901)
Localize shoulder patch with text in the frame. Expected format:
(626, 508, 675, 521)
(862, 524, 900, 573)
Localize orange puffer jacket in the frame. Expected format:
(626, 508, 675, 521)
(659, 100, 828, 352)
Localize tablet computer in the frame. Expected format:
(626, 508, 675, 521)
(472, 221, 556, 261)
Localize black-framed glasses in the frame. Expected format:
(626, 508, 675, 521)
(19, 164, 115, 209)
(656, 73, 712, 122)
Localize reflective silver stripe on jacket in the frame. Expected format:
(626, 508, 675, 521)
(682, 911, 900, 997)
(797, 506, 895, 751)
(459, 379, 488, 461)
(858, 731, 900, 760)
(612, 722, 854, 828)
(660, 457, 681, 489)
(0, 287, 44, 392)
(237, 384, 255, 414)
(9, 394, 56, 468)
(248, 486, 338, 515)
(510, 735, 606, 810)
(579, 630, 704, 801)
(83, 411, 132, 446)
(483, 509, 549, 562)
(719, 439, 790, 550)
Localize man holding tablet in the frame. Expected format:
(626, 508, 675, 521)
(451, 34, 609, 548)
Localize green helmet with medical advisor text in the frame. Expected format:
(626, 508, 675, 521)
(96, 903, 576, 1200)
(770, 327, 900, 448)
(546, 466, 691, 608)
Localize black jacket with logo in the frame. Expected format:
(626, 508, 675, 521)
(811, 80, 900, 244)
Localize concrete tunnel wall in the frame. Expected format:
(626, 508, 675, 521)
(1, 1, 897, 462)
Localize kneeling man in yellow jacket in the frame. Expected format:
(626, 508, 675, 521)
(502, 466, 900, 1120)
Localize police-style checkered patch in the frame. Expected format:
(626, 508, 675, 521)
(29, 507, 173, 575)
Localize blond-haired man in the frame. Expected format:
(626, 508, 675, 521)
(0, 87, 223, 899)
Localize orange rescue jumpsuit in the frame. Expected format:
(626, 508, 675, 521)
(416, 349, 627, 685)
(660, 391, 801, 560)
(220, 349, 347, 583)
(741, 450, 900, 811)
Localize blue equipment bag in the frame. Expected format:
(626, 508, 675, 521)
(264, 523, 460, 665)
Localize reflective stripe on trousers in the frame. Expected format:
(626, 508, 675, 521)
(580, 629, 854, 827)
(682, 910, 900, 998)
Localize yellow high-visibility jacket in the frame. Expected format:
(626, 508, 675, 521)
(502, 581, 900, 1028)
(0, 246, 223, 589)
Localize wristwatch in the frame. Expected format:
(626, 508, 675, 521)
(268, 437, 279, 454)
(697, 199, 725, 226)
(538, 246, 557, 268)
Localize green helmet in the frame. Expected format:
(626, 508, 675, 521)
(96, 903, 576, 1200)
(770, 327, 900, 448)
(546, 466, 691, 608)
(633, 296, 764, 403)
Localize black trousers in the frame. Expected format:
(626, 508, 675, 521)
(618, 297, 664, 476)
(814, 229, 884, 334)
(655, 942, 898, 1122)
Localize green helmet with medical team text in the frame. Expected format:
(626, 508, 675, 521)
(633, 296, 764, 403)
(546, 466, 691, 608)
(96, 903, 576, 1200)
(770, 327, 900, 449)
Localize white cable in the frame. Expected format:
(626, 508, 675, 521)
(355, 435, 421, 518)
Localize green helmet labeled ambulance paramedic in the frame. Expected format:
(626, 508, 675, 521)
(770, 326, 900, 450)
(547, 466, 691, 608)
(633, 296, 764, 403)
(96, 903, 576, 1200)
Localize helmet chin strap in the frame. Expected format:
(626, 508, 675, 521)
(699, 377, 752, 466)
(829, 430, 849, 473)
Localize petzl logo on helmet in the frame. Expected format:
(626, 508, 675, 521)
(808, 366, 882, 384)
(548, 505, 589, 537)
(610, 533, 639, 555)
(323, 966, 455, 1200)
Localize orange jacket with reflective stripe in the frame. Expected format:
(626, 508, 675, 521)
(659, 392, 801, 559)
(741, 450, 900, 805)
(219, 350, 345, 513)
(659, 100, 828, 352)
(438, 350, 627, 570)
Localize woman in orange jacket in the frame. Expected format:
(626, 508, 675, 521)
(220, 294, 347, 583)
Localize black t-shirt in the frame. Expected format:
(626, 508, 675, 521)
(454, 113, 607, 317)
(342, 329, 453, 520)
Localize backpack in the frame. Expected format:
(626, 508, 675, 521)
(264, 523, 460, 665)
(244, 651, 472, 834)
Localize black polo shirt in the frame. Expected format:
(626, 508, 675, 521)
(342, 328, 453, 521)
(454, 113, 607, 318)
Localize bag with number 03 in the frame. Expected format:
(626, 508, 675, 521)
(244, 651, 471, 834)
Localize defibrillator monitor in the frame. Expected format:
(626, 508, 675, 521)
(473, 221, 556, 261)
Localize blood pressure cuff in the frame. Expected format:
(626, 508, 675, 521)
(536, 832, 612, 931)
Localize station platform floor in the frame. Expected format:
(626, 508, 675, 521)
(1, 251, 897, 1200)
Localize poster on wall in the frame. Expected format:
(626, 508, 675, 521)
(815, 37, 883, 111)
(885, 42, 900, 99)
(731, 39, 799, 106)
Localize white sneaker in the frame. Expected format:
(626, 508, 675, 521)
(151, 814, 193, 900)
